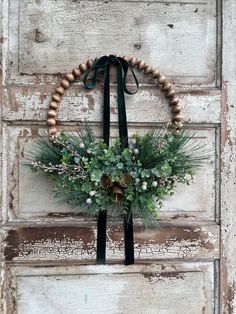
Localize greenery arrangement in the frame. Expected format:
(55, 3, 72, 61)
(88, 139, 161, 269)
(27, 124, 207, 224)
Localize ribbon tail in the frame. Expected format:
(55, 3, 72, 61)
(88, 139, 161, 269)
(96, 210, 107, 264)
(96, 61, 110, 265)
(116, 62, 135, 265)
(103, 62, 110, 146)
(124, 208, 134, 265)
(117, 65, 128, 148)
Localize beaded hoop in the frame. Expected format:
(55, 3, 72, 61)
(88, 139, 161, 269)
(30, 56, 208, 266)
(46, 55, 183, 142)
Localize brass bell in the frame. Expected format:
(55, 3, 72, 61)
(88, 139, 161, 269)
(100, 175, 113, 188)
(119, 173, 132, 188)
(111, 184, 124, 203)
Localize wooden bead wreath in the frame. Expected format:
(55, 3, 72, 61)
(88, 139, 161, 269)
(46, 55, 183, 142)
(29, 54, 207, 265)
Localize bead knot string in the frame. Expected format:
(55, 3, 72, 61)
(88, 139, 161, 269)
(46, 55, 183, 142)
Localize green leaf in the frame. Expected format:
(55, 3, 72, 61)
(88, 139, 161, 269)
(74, 157, 80, 164)
(127, 194, 134, 201)
(151, 168, 161, 177)
(91, 169, 103, 182)
(117, 162, 124, 169)
(122, 148, 132, 160)
(130, 171, 139, 178)
(161, 162, 172, 176)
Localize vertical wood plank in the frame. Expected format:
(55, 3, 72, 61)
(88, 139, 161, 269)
(0, 0, 3, 224)
(221, 1, 236, 313)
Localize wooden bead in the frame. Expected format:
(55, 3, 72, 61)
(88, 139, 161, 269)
(47, 109, 57, 118)
(166, 89, 176, 98)
(52, 94, 61, 102)
(49, 127, 57, 135)
(79, 63, 88, 73)
(175, 122, 184, 129)
(144, 65, 153, 75)
(170, 96, 179, 106)
(130, 57, 138, 67)
(87, 59, 94, 68)
(173, 114, 183, 122)
(158, 75, 167, 84)
(72, 67, 81, 77)
(137, 60, 146, 70)
(47, 118, 56, 126)
(171, 104, 181, 114)
(152, 69, 160, 78)
(61, 79, 70, 89)
(55, 86, 65, 95)
(123, 56, 131, 62)
(48, 135, 55, 142)
(65, 73, 75, 82)
(49, 101, 58, 110)
(162, 82, 172, 91)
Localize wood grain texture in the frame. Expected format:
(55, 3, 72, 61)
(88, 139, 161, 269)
(6, 263, 214, 314)
(5, 0, 217, 85)
(0, 1, 5, 311)
(221, 1, 236, 313)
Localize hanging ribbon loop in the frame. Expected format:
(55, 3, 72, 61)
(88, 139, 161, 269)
(83, 55, 138, 265)
(83, 55, 138, 94)
(83, 55, 138, 147)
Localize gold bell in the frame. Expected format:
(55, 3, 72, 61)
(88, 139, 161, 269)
(111, 184, 124, 203)
(119, 173, 131, 188)
(100, 175, 113, 188)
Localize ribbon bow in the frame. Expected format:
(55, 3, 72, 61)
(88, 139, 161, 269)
(83, 55, 139, 265)
(83, 55, 139, 148)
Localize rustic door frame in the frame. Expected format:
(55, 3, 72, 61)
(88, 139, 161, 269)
(221, 1, 236, 313)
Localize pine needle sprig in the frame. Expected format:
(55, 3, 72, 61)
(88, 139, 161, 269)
(25, 125, 210, 225)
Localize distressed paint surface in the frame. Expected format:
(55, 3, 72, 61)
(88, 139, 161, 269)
(2, 85, 221, 123)
(0, 263, 7, 314)
(6, 263, 214, 314)
(6, 0, 217, 85)
(3, 224, 219, 262)
(220, 1, 236, 313)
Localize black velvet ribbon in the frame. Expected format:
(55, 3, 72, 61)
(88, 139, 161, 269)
(83, 55, 138, 265)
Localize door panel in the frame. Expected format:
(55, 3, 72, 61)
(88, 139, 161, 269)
(1, 0, 235, 313)
(8, 264, 215, 314)
(8, 0, 217, 85)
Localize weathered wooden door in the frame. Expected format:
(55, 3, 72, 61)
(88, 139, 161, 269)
(1, 0, 235, 313)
